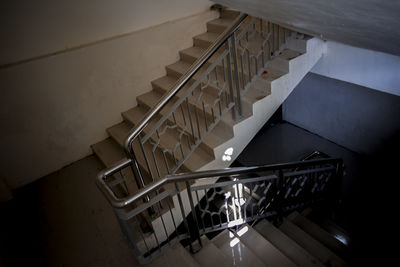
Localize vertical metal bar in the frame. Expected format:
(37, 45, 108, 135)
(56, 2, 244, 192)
(204, 189, 214, 229)
(185, 181, 202, 249)
(174, 182, 194, 251)
(202, 102, 208, 131)
(195, 190, 206, 233)
(185, 98, 196, 143)
(225, 40, 236, 121)
(166, 198, 178, 236)
(138, 136, 155, 182)
(231, 35, 242, 118)
(156, 202, 170, 244)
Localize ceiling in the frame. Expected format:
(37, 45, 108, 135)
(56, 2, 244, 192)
(214, 0, 400, 56)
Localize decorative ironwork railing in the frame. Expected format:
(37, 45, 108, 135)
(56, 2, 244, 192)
(97, 157, 343, 263)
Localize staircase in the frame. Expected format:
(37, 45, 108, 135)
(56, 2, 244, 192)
(93, 7, 335, 266)
(92, 9, 324, 193)
(146, 211, 349, 267)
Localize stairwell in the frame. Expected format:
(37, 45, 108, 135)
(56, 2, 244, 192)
(91, 10, 324, 192)
(93, 8, 331, 266)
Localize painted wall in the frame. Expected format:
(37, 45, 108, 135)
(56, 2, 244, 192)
(282, 73, 400, 155)
(0, 1, 217, 189)
(311, 41, 400, 97)
(1, 0, 213, 66)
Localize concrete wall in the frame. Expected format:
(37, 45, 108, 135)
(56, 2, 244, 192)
(1, 0, 213, 66)
(311, 41, 400, 97)
(282, 73, 400, 155)
(0, 0, 216, 189)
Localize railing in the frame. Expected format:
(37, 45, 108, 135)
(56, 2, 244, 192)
(120, 13, 297, 191)
(97, 157, 343, 263)
(96, 12, 313, 264)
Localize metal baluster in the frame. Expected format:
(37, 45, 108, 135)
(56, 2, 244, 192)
(193, 97, 202, 140)
(138, 136, 155, 182)
(202, 102, 208, 131)
(186, 181, 202, 250)
(225, 40, 236, 120)
(161, 150, 171, 174)
(185, 98, 196, 143)
(174, 182, 194, 252)
(119, 170, 129, 195)
(204, 189, 214, 230)
(195, 191, 206, 233)
(166, 197, 178, 237)
(156, 202, 170, 244)
(230, 35, 242, 118)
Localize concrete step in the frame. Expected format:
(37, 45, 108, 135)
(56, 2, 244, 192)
(289, 212, 349, 260)
(211, 229, 265, 267)
(280, 218, 348, 267)
(91, 137, 140, 197)
(254, 220, 325, 267)
(146, 242, 200, 267)
(193, 32, 220, 48)
(106, 121, 178, 181)
(221, 10, 241, 20)
(234, 224, 297, 267)
(192, 241, 231, 267)
(207, 18, 234, 33)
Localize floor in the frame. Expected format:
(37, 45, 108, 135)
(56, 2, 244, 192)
(1, 121, 399, 266)
(0, 155, 139, 267)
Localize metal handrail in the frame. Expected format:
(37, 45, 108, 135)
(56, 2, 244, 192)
(123, 13, 248, 157)
(97, 157, 341, 208)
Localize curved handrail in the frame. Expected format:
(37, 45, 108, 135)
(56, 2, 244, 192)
(123, 12, 248, 157)
(96, 157, 342, 208)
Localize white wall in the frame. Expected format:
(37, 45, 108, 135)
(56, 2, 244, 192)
(1, 0, 213, 66)
(0, 0, 216, 189)
(311, 41, 400, 96)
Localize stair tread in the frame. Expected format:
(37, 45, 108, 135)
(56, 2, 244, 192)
(278, 48, 303, 61)
(207, 18, 234, 33)
(107, 121, 174, 181)
(106, 121, 131, 147)
(290, 212, 349, 259)
(234, 224, 297, 267)
(91, 137, 140, 195)
(260, 66, 287, 82)
(254, 220, 325, 267)
(137, 89, 165, 110)
(192, 242, 231, 267)
(193, 32, 220, 48)
(221, 10, 241, 20)
(212, 230, 265, 267)
(166, 60, 192, 77)
(146, 242, 199, 267)
(280, 218, 348, 267)
(151, 75, 178, 92)
(91, 137, 125, 167)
